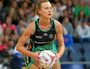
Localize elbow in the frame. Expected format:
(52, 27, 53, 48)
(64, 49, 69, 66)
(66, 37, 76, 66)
(16, 45, 20, 52)
(61, 45, 65, 53)
(16, 45, 18, 51)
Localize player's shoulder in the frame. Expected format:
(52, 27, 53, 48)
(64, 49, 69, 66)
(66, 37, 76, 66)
(26, 19, 37, 35)
(28, 18, 39, 26)
(51, 18, 62, 28)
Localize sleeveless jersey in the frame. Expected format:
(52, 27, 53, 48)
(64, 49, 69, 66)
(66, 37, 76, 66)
(25, 19, 59, 68)
(30, 18, 56, 47)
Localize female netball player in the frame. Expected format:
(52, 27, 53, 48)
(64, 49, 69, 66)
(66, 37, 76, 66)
(16, 0, 65, 69)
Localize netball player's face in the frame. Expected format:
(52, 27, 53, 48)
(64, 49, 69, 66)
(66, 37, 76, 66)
(39, 2, 53, 19)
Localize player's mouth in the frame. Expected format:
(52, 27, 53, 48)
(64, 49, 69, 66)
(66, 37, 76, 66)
(48, 13, 52, 16)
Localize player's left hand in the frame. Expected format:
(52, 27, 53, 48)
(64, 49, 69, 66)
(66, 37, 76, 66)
(54, 53, 60, 64)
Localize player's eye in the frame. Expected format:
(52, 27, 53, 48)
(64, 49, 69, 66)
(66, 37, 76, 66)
(44, 7, 53, 10)
(50, 7, 53, 10)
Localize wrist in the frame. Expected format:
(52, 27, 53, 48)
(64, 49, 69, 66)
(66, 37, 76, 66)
(28, 51, 33, 57)
(57, 53, 61, 59)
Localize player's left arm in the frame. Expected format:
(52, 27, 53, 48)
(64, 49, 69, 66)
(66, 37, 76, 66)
(55, 21, 65, 59)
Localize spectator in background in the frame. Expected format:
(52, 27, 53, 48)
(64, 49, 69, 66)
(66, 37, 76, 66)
(7, 0, 18, 25)
(24, 0, 31, 4)
(62, 16, 74, 61)
(3, 0, 10, 8)
(2, 16, 17, 44)
(75, 10, 86, 24)
(76, 19, 90, 43)
(58, 9, 68, 23)
(0, 36, 7, 58)
(66, 0, 74, 16)
(52, 1, 66, 20)
(20, 1, 28, 15)
(74, 0, 90, 18)
(72, 0, 79, 6)
(87, 17, 90, 33)
(74, 10, 87, 29)
(0, 35, 9, 68)
(0, 23, 3, 36)
(65, 0, 74, 23)
(87, 0, 90, 7)
(16, 19, 27, 36)
(26, 3, 36, 23)
(18, 7, 26, 21)
(18, 1, 35, 23)
(9, 43, 23, 69)
(0, 0, 9, 22)
(0, 1, 4, 22)
(58, 8, 74, 28)
(17, 1, 30, 23)
(62, 17, 74, 36)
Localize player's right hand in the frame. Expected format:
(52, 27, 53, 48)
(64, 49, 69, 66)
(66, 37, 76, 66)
(30, 52, 40, 63)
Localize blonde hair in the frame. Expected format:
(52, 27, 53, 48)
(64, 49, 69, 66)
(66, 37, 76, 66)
(35, 0, 49, 15)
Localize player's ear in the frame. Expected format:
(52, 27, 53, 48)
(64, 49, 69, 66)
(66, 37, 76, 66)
(38, 9, 41, 15)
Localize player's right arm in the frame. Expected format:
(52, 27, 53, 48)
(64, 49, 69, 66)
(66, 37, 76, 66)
(16, 21, 39, 62)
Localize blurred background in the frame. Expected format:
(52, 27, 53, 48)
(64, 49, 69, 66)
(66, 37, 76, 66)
(0, 0, 90, 69)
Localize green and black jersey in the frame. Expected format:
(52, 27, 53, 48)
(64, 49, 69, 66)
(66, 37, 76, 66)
(25, 18, 58, 68)
(30, 18, 57, 52)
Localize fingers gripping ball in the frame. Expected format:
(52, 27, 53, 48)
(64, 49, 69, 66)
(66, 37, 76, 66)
(38, 50, 57, 69)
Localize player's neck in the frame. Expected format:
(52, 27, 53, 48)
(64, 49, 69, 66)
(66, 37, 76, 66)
(39, 17, 50, 26)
